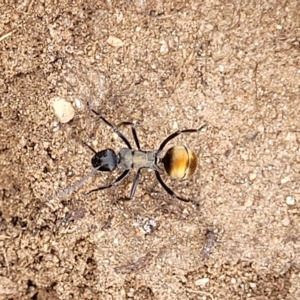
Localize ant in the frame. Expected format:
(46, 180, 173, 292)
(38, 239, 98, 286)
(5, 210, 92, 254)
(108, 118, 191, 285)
(58, 107, 204, 205)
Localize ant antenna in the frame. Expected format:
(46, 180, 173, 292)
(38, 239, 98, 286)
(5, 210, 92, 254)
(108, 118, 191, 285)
(56, 167, 100, 197)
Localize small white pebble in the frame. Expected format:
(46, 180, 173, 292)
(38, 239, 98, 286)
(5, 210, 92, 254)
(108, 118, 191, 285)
(160, 40, 169, 55)
(282, 216, 290, 227)
(127, 289, 135, 298)
(249, 282, 257, 290)
(52, 97, 74, 123)
(172, 121, 178, 130)
(249, 173, 257, 181)
(286, 196, 295, 206)
(281, 177, 290, 184)
(194, 278, 209, 286)
(107, 35, 124, 47)
(199, 124, 207, 132)
(75, 98, 82, 109)
(43, 142, 50, 149)
(112, 132, 119, 140)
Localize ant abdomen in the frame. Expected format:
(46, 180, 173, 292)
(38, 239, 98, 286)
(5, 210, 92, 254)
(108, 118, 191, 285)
(163, 146, 197, 180)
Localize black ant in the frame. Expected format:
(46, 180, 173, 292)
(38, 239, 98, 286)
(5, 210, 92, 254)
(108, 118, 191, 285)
(58, 107, 204, 205)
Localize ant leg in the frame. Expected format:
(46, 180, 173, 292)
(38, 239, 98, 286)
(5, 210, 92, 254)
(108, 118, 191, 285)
(84, 169, 130, 195)
(81, 140, 97, 154)
(158, 124, 207, 152)
(118, 121, 141, 150)
(89, 106, 132, 149)
(128, 168, 142, 199)
(114, 169, 142, 203)
(154, 170, 199, 207)
(75, 136, 98, 154)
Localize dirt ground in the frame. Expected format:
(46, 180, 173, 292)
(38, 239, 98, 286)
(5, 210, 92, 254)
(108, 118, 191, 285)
(1, 0, 300, 299)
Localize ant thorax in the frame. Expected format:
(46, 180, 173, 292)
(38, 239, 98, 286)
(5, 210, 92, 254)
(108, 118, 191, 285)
(118, 148, 157, 170)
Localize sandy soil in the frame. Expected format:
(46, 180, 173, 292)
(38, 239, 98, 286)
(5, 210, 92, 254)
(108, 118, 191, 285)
(1, 1, 300, 299)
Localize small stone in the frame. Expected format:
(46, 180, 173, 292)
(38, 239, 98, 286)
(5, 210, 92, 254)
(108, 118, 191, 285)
(286, 196, 295, 206)
(75, 98, 82, 109)
(107, 35, 124, 47)
(172, 121, 178, 130)
(52, 97, 74, 123)
(127, 289, 135, 298)
(282, 216, 290, 227)
(160, 40, 169, 55)
(112, 132, 119, 141)
(281, 177, 290, 184)
(249, 282, 257, 290)
(194, 278, 209, 286)
(219, 65, 225, 73)
(249, 173, 256, 181)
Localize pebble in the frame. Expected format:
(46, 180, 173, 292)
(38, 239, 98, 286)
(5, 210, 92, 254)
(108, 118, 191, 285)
(52, 97, 75, 123)
(194, 278, 209, 286)
(249, 172, 256, 181)
(249, 282, 257, 291)
(160, 40, 169, 55)
(281, 176, 290, 184)
(286, 196, 295, 206)
(75, 98, 82, 109)
(107, 35, 124, 47)
(172, 121, 178, 130)
(282, 216, 290, 227)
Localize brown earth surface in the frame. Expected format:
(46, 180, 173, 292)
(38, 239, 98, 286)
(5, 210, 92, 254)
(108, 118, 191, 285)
(1, 1, 300, 299)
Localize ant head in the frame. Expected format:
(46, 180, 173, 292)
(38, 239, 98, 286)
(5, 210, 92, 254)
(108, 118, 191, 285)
(91, 148, 118, 172)
(163, 146, 197, 180)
